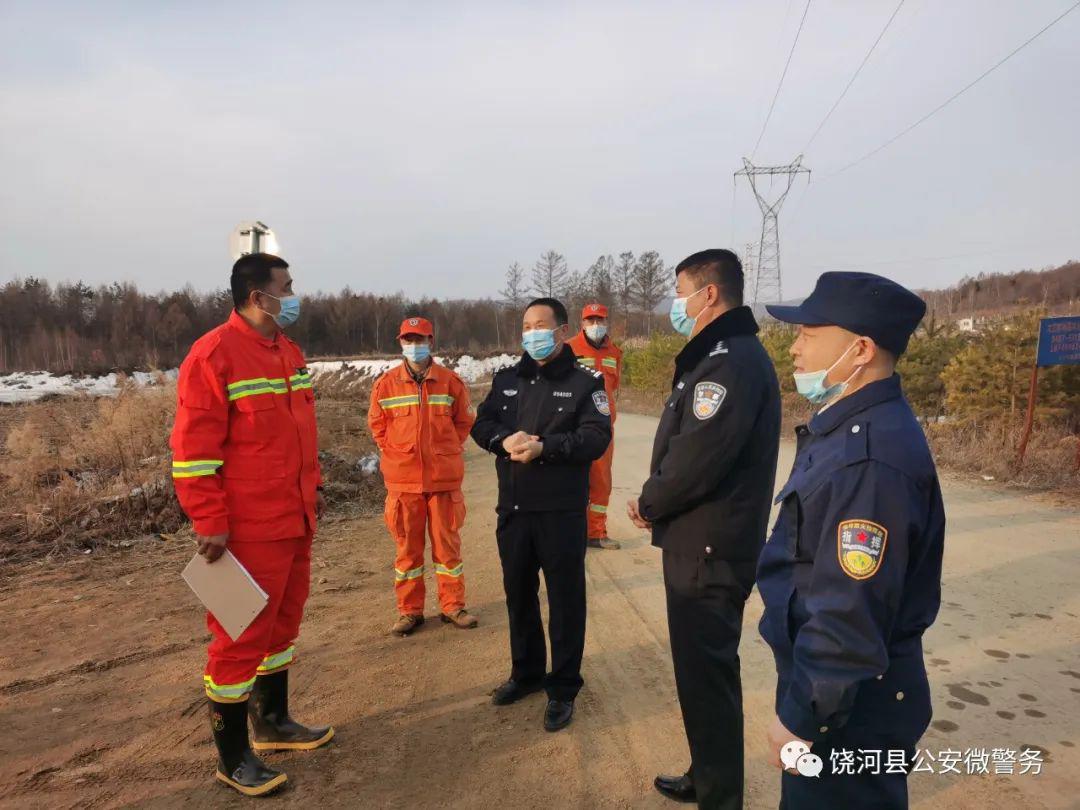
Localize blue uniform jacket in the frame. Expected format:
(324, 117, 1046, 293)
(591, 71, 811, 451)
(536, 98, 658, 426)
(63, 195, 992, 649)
(756, 374, 945, 746)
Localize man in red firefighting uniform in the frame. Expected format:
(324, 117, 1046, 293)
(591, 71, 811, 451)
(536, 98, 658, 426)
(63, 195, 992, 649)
(368, 317, 477, 637)
(170, 253, 332, 797)
(568, 303, 623, 550)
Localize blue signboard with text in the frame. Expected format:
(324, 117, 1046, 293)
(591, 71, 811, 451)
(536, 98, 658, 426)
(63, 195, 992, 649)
(1036, 316, 1080, 367)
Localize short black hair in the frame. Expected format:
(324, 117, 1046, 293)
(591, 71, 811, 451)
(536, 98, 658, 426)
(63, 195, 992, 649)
(231, 253, 289, 309)
(674, 249, 743, 307)
(525, 297, 568, 326)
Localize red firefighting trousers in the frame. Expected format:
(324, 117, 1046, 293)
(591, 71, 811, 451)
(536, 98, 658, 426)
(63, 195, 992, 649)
(203, 532, 312, 703)
(587, 437, 614, 539)
(385, 490, 467, 616)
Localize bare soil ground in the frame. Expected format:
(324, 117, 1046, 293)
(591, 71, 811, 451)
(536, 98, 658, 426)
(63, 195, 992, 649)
(2, 413, 1078, 809)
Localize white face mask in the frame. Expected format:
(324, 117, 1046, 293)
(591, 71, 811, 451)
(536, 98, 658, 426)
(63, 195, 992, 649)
(585, 323, 608, 342)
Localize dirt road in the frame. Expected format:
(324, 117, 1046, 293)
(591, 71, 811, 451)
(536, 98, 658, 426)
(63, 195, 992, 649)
(2, 412, 1078, 809)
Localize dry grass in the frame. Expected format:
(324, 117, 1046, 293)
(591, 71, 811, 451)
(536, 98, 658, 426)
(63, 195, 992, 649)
(0, 376, 387, 565)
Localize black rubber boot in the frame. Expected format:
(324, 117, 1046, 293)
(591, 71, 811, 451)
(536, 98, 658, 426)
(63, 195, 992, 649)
(249, 670, 335, 751)
(210, 699, 287, 797)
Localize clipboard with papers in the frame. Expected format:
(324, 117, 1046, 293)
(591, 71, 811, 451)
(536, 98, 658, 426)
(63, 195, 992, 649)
(182, 550, 269, 641)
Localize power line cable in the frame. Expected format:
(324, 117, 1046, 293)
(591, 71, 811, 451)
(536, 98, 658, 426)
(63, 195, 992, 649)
(803, 0, 906, 152)
(752, 0, 813, 157)
(827, 0, 1080, 177)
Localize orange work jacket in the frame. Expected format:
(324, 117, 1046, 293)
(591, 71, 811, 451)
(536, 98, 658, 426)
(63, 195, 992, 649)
(368, 361, 475, 493)
(568, 331, 623, 422)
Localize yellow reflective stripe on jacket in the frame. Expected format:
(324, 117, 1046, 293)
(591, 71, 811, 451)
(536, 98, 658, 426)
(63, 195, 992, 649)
(394, 565, 424, 582)
(435, 563, 464, 578)
(203, 674, 257, 700)
(601, 357, 618, 368)
(380, 395, 420, 410)
(288, 372, 313, 391)
(578, 357, 596, 367)
(171, 459, 224, 478)
(427, 394, 455, 407)
(226, 377, 288, 401)
(257, 645, 295, 673)
(589, 503, 608, 514)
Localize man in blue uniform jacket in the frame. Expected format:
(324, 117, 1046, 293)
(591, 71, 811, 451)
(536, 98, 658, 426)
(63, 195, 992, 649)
(757, 271, 945, 809)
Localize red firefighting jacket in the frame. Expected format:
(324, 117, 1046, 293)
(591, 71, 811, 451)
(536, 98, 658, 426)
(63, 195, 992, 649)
(368, 361, 474, 494)
(568, 331, 623, 422)
(170, 311, 322, 542)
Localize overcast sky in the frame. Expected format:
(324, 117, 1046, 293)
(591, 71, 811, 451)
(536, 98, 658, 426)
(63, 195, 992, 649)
(1, 0, 1078, 301)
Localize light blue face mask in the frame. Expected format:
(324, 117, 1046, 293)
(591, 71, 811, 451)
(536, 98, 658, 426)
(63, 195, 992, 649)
(259, 292, 301, 328)
(585, 323, 608, 343)
(669, 287, 707, 337)
(402, 342, 431, 363)
(793, 341, 861, 406)
(522, 329, 557, 361)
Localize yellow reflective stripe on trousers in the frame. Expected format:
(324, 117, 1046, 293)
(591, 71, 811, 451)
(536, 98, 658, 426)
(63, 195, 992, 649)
(394, 565, 424, 582)
(257, 645, 295, 673)
(427, 394, 455, 407)
(589, 503, 607, 513)
(203, 674, 257, 700)
(380, 395, 420, 410)
(171, 459, 224, 478)
(435, 563, 463, 578)
(226, 377, 288, 401)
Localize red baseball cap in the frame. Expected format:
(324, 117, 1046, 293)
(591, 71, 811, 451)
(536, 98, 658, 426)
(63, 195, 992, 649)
(581, 303, 608, 320)
(397, 317, 434, 339)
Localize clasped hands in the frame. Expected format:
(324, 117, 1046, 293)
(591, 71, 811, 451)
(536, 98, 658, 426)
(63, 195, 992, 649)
(502, 430, 543, 463)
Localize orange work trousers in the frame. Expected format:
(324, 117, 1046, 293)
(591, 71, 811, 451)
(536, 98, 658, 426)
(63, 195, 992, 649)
(384, 490, 467, 615)
(587, 437, 614, 539)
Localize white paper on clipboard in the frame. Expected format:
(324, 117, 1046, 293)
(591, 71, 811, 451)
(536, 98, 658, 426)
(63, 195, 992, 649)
(182, 550, 269, 641)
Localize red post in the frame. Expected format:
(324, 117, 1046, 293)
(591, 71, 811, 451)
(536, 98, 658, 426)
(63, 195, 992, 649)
(1015, 364, 1039, 470)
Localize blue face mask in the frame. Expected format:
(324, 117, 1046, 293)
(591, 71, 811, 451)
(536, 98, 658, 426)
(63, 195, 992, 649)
(585, 324, 608, 343)
(793, 341, 861, 406)
(522, 329, 557, 361)
(402, 343, 431, 363)
(669, 287, 707, 337)
(259, 292, 301, 328)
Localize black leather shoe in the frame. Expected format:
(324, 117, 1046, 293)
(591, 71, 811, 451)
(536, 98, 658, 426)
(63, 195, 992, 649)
(491, 679, 544, 706)
(249, 670, 334, 751)
(543, 699, 574, 731)
(654, 773, 696, 803)
(210, 700, 287, 797)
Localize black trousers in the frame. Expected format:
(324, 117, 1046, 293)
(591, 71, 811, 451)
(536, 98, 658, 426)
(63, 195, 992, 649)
(496, 509, 587, 702)
(663, 548, 753, 810)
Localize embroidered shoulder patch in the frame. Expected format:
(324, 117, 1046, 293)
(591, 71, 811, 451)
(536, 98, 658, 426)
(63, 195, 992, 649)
(503, 389, 518, 397)
(592, 390, 611, 416)
(837, 519, 888, 580)
(709, 340, 728, 357)
(692, 381, 726, 420)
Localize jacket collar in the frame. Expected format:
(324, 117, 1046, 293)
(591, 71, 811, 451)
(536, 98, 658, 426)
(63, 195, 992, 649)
(393, 359, 443, 384)
(516, 343, 578, 379)
(673, 305, 758, 380)
(809, 373, 904, 436)
(228, 309, 280, 348)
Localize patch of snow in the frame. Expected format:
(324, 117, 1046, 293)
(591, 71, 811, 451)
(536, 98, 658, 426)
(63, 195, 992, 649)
(0, 369, 177, 404)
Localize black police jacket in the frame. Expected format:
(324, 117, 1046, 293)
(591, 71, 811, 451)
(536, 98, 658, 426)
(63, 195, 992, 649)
(471, 344, 612, 514)
(639, 306, 781, 577)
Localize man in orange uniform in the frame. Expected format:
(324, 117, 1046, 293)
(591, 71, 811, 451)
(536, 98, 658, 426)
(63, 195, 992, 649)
(170, 253, 333, 798)
(368, 317, 478, 637)
(568, 303, 623, 550)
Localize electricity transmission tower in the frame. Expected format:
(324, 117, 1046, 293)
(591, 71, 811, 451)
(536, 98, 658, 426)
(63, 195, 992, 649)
(734, 156, 810, 304)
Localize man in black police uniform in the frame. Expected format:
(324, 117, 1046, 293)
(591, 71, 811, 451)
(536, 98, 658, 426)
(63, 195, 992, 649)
(471, 297, 611, 731)
(627, 249, 781, 809)
(757, 272, 945, 809)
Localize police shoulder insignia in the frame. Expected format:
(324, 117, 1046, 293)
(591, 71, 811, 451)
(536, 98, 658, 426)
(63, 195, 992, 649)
(592, 390, 611, 416)
(837, 519, 888, 580)
(692, 381, 726, 420)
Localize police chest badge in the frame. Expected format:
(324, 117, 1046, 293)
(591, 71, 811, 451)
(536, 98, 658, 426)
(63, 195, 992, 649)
(692, 381, 726, 420)
(592, 390, 611, 416)
(837, 519, 888, 580)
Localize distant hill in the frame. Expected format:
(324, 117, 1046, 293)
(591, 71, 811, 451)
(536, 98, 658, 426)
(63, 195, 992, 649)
(919, 260, 1079, 319)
